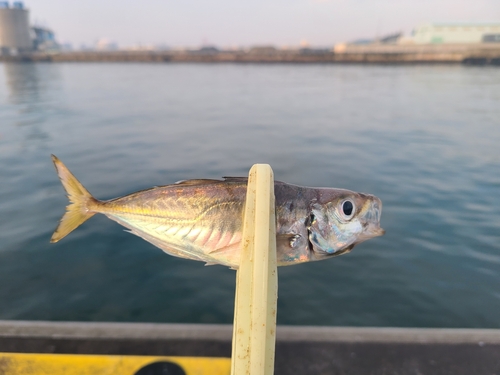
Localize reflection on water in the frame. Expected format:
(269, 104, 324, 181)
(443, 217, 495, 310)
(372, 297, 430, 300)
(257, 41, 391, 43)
(4, 63, 42, 103)
(3, 62, 61, 103)
(1, 63, 63, 143)
(0, 63, 499, 328)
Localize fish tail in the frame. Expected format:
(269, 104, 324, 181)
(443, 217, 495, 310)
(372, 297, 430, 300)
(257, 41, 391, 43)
(50, 155, 99, 243)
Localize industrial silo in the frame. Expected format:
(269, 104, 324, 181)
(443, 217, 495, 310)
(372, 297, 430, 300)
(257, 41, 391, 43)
(0, 2, 32, 54)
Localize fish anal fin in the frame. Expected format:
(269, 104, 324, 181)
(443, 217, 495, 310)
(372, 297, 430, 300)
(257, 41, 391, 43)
(208, 242, 240, 255)
(110, 216, 203, 262)
(206, 242, 240, 266)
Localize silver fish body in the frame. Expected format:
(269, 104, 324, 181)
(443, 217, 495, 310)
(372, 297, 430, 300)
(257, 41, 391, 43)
(50, 156, 384, 268)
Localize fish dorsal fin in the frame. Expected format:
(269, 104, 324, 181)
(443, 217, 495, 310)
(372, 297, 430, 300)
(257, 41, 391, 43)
(223, 177, 248, 183)
(174, 179, 223, 186)
(174, 177, 247, 186)
(223, 177, 286, 186)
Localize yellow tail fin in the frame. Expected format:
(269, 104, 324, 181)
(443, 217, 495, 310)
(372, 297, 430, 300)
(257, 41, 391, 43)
(50, 155, 97, 243)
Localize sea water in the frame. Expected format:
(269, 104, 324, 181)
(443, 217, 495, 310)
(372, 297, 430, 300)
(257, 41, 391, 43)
(0, 62, 499, 327)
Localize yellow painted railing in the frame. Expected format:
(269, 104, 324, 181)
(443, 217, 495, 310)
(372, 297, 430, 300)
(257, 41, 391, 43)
(0, 353, 230, 375)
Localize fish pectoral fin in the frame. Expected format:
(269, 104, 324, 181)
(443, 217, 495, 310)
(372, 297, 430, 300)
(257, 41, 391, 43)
(277, 233, 303, 249)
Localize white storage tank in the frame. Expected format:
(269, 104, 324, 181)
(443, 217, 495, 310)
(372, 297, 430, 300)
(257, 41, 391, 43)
(0, 2, 32, 54)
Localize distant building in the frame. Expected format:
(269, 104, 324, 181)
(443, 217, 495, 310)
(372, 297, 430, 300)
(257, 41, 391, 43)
(32, 25, 59, 51)
(0, 1, 32, 55)
(348, 32, 403, 46)
(0, 2, 61, 54)
(378, 32, 402, 44)
(412, 22, 500, 44)
(95, 38, 118, 51)
(196, 45, 218, 54)
(248, 46, 277, 55)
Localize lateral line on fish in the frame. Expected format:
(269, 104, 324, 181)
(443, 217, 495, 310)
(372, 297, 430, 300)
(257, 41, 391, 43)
(99, 200, 240, 226)
(192, 200, 241, 222)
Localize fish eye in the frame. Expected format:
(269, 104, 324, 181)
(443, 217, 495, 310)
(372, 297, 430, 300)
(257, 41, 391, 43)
(340, 200, 355, 220)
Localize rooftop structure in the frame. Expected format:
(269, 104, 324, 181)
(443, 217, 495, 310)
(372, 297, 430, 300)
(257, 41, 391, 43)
(412, 22, 500, 44)
(32, 25, 58, 51)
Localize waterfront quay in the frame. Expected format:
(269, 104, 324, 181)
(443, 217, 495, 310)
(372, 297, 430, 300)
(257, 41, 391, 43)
(1, 43, 500, 64)
(0, 321, 499, 374)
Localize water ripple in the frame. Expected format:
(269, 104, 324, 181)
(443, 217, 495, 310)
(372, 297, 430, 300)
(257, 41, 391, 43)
(1, 63, 500, 327)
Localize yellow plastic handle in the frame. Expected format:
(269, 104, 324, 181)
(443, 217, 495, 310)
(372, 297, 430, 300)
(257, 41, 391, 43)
(231, 164, 278, 375)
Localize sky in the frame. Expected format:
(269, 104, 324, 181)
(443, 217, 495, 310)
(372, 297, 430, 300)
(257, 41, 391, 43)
(27, 0, 500, 48)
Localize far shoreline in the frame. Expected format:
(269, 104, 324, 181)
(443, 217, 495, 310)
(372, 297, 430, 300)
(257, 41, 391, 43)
(1, 43, 500, 65)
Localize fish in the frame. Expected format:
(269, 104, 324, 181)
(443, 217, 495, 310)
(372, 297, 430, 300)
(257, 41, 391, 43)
(50, 155, 384, 268)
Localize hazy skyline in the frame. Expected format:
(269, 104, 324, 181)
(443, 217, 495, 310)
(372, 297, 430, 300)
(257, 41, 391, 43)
(28, 0, 500, 47)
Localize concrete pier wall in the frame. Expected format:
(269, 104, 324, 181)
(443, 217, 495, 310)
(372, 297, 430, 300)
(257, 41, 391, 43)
(1, 43, 500, 64)
(0, 321, 499, 374)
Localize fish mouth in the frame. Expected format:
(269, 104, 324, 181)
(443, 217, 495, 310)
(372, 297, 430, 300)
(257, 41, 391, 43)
(356, 223, 385, 243)
(359, 195, 384, 239)
(365, 225, 385, 238)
